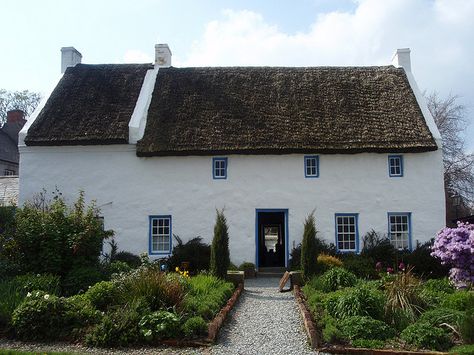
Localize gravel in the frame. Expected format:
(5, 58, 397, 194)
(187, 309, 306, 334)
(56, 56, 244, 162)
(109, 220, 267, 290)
(210, 277, 316, 355)
(0, 277, 316, 355)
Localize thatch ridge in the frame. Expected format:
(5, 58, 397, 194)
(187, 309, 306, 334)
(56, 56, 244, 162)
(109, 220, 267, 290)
(25, 63, 153, 146)
(137, 66, 437, 156)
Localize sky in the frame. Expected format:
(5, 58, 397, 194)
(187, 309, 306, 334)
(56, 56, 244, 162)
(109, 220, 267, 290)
(2, 0, 473, 150)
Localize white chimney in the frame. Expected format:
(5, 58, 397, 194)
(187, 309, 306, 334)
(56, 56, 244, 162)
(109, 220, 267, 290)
(154, 44, 172, 68)
(391, 48, 411, 72)
(61, 47, 82, 73)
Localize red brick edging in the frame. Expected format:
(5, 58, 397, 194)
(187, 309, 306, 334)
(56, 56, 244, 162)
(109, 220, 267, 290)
(294, 286, 448, 355)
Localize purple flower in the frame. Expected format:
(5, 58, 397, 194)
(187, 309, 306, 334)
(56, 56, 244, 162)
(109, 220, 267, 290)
(399, 262, 406, 271)
(387, 267, 394, 274)
(375, 262, 383, 271)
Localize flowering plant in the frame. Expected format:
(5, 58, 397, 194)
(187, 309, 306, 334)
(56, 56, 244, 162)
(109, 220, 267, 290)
(431, 222, 474, 288)
(175, 266, 189, 278)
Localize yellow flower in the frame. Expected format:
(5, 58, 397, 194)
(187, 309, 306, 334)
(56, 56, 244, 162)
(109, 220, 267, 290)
(175, 267, 179, 272)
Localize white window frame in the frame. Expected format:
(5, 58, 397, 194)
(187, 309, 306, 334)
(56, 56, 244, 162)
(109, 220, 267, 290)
(335, 214, 359, 252)
(149, 215, 172, 254)
(388, 155, 403, 177)
(213, 157, 228, 179)
(388, 212, 411, 250)
(304, 155, 319, 178)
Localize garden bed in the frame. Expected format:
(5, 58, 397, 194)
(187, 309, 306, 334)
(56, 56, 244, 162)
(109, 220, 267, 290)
(296, 267, 474, 354)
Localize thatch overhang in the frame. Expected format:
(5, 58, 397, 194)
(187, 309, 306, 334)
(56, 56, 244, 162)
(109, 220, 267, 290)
(136, 66, 437, 156)
(25, 63, 152, 146)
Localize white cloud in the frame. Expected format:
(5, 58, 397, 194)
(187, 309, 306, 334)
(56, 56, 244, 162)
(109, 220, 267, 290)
(123, 49, 153, 63)
(176, 0, 474, 148)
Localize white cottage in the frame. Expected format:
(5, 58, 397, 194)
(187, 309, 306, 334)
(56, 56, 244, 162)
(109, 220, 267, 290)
(19, 45, 445, 269)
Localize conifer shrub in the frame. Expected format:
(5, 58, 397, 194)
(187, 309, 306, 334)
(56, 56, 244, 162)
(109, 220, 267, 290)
(301, 212, 318, 280)
(210, 210, 230, 279)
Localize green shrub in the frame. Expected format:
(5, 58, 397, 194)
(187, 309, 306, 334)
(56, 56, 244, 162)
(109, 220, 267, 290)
(301, 213, 318, 280)
(116, 267, 188, 311)
(139, 310, 181, 341)
(419, 288, 447, 309)
(460, 308, 474, 344)
(84, 281, 118, 311)
(238, 262, 255, 270)
(340, 254, 377, 279)
(441, 291, 474, 311)
(12, 291, 99, 341)
(181, 316, 207, 338)
(352, 339, 385, 349)
(210, 210, 230, 279)
(106, 261, 131, 275)
(361, 230, 396, 265)
(3, 191, 113, 279)
(85, 304, 141, 347)
(320, 267, 357, 292)
(400, 321, 451, 351)
(112, 251, 141, 268)
(305, 276, 325, 292)
(450, 344, 474, 354)
(340, 316, 395, 341)
(168, 236, 211, 273)
(419, 307, 464, 329)
(13, 274, 60, 295)
(183, 274, 234, 321)
(321, 314, 345, 343)
(61, 265, 105, 296)
(325, 285, 385, 321)
(302, 285, 327, 314)
(404, 240, 449, 278)
(422, 278, 455, 294)
(227, 262, 238, 271)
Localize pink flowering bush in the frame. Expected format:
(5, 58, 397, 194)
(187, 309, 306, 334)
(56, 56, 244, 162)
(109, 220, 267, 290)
(431, 222, 474, 288)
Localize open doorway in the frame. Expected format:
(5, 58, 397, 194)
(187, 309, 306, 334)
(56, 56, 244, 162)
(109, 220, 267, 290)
(256, 210, 288, 268)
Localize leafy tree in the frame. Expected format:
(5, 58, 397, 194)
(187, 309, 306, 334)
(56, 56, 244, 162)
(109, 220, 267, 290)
(426, 92, 474, 221)
(0, 89, 41, 126)
(301, 212, 318, 280)
(210, 209, 230, 279)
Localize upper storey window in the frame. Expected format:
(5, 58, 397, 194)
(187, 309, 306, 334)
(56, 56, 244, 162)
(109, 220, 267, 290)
(388, 155, 403, 177)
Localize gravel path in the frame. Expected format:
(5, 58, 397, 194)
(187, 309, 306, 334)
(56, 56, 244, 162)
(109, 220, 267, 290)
(210, 277, 315, 355)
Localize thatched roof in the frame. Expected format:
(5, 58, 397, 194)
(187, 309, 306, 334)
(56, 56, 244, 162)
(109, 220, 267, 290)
(25, 63, 152, 146)
(137, 66, 437, 156)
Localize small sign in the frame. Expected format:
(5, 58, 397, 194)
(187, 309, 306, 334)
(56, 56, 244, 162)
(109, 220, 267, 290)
(279, 271, 291, 292)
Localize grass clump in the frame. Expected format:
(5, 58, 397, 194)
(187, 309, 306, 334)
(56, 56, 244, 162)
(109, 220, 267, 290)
(320, 267, 357, 292)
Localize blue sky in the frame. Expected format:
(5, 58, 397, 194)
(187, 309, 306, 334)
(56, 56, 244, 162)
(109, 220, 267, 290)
(2, 0, 473, 150)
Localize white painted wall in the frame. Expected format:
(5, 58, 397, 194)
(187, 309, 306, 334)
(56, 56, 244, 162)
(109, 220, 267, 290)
(19, 145, 445, 266)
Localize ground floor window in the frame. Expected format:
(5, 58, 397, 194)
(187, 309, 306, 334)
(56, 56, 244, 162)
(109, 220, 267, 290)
(335, 214, 358, 252)
(149, 215, 172, 254)
(388, 213, 411, 250)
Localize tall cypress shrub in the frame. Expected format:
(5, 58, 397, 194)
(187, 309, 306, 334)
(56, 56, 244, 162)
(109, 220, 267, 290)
(301, 212, 318, 280)
(210, 209, 230, 279)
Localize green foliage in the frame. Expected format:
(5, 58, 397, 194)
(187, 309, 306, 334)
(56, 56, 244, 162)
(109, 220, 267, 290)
(384, 267, 424, 323)
(181, 316, 207, 338)
(325, 286, 386, 321)
(84, 281, 118, 311)
(139, 310, 181, 341)
(460, 307, 474, 344)
(85, 304, 141, 347)
(61, 265, 105, 296)
(210, 210, 230, 279)
(13, 274, 60, 295)
(106, 261, 132, 275)
(168, 236, 211, 273)
(320, 267, 357, 292)
(12, 291, 99, 341)
(238, 262, 255, 270)
(400, 322, 452, 351)
(111, 251, 141, 268)
(302, 284, 327, 314)
(340, 316, 395, 341)
(441, 291, 474, 311)
(419, 307, 464, 329)
(321, 314, 345, 343)
(183, 274, 234, 321)
(351, 339, 385, 349)
(404, 240, 449, 278)
(115, 267, 188, 311)
(4, 191, 112, 277)
(361, 230, 396, 264)
(450, 344, 474, 354)
(423, 278, 455, 294)
(340, 254, 378, 279)
(301, 213, 318, 280)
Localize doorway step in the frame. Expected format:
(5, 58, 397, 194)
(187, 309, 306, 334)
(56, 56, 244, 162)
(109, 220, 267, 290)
(257, 267, 287, 277)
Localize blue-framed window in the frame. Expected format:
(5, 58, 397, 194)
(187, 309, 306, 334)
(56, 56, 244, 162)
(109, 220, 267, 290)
(213, 157, 228, 179)
(388, 155, 403, 177)
(335, 214, 359, 252)
(304, 155, 319, 178)
(149, 215, 172, 254)
(388, 212, 411, 250)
